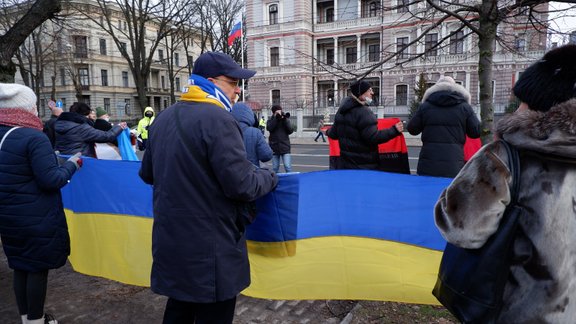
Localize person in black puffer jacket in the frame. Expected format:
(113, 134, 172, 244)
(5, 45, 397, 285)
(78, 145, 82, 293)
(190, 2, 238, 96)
(54, 102, 126, 158)
(407, 76, 480, 178)
(0, 83, 82, 324)
(327, 80, 403, 170)
(267, 104, 294, 173)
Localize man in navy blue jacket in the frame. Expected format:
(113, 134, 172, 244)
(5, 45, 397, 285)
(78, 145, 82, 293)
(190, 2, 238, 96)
(139, 52, 278, 324)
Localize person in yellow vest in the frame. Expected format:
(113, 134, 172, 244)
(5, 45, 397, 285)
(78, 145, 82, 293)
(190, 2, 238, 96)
(137, 106, 155, 151)
(258, 116, 266, 134)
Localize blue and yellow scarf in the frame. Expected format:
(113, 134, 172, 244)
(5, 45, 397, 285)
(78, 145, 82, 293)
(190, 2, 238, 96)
(180, 74, 233, 111)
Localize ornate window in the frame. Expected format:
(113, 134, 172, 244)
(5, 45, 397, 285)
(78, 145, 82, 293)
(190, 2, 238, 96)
(449, 31, 464, 54)
(396, 37, 409, 59)
(270, 47, 280, 66)
(396, 84, 408, 106)
(425, 33, 438, 56)
(271, 89, 281, 105)
(269, 4, 278, 25)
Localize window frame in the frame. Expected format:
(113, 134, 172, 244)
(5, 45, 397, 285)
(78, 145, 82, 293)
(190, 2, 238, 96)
(395, 84, 408, 106)
(99, 38, 107, 55)
(269, 3, 279, 25)
(122, 71, 129, 87)
(326, 48, 335, 65)
(425, 33, 438, 56)
(368, 43, 380, 62)
(101, 69, 108, 86)
(270, 47, 280, 67)
(449, 31, 464, 54)
(396, 36, 409, 59)
(78, 67, 90, 86)
(271, 89, 281, 105)
(345, 46, 357, 64)
(326, 7, 334, 22)
(397, 0, 409, 13)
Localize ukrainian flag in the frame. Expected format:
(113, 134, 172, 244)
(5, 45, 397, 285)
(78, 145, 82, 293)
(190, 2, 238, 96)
(62, 159, 451, 304)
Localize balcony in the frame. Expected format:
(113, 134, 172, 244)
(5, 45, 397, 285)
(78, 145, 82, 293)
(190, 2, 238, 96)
(255, 64, 310, 76)
(248, 20, 312, 37)
(315, 16, 381, 33)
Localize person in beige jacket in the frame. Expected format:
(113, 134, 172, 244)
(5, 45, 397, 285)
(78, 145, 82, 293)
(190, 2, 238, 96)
(435, 44, 576, 323)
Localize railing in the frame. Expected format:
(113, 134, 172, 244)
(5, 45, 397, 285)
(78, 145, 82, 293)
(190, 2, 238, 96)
(315, 16, 381, 33)
(248, 20, 312, 36)
(257, 65, 310, 75)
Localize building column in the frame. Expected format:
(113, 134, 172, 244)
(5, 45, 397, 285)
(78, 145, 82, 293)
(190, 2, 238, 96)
(334, 37, 338, 65)
(334, 0, 338, 21)
(377, 106, 385, 119)
(357, 34, 361, 64)
(333, 80, 338, 108)
(296, 107, 304, 137)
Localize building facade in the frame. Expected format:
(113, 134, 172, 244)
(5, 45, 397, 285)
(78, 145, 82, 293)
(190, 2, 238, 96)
(14, 0, 200, 123)
(246, 0, 548, 127)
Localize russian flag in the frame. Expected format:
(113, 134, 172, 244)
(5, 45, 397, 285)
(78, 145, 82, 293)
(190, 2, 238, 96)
(228, 21, 242, 46)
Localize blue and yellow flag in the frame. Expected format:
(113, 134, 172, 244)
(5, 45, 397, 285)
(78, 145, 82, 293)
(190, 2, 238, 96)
(62, 159, 451, 304)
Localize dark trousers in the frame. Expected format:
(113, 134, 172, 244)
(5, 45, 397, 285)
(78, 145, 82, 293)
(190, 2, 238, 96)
(314, 131, 326, 142)
(138, 138, 148, 151)
(13, 269, 49, 320)
(162, 296, 236, 324)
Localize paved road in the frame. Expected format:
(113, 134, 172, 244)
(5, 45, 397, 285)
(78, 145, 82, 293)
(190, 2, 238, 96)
(270, 143, 421, 174)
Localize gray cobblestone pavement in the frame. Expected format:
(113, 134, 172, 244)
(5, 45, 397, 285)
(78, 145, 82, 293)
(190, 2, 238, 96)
(0, 246, 359, 324)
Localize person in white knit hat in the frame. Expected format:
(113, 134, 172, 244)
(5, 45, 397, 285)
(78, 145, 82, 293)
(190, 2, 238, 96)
(0, 83, 82, 324)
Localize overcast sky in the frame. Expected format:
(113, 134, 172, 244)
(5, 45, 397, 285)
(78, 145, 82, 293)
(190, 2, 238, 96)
(548, 2, 576, 44)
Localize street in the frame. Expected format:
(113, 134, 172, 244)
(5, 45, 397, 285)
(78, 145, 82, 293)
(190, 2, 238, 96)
(266, 143, 421, 174)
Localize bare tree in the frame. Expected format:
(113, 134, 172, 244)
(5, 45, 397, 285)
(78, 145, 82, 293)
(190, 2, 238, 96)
(309, 0, 576, 142)
(190, 0, 244, 58)
(71, 0, 196, 113)
(161, 26, 199, 104)
(0, 0, 62, 82)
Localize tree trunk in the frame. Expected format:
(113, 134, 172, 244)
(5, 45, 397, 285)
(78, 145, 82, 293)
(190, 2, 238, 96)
(0, 0, 61, 81)
(135, 72, 148, 115)
(477, 1, 498, 144)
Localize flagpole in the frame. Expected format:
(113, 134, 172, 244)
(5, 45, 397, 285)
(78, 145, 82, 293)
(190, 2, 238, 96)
(241, 20, 245, 99)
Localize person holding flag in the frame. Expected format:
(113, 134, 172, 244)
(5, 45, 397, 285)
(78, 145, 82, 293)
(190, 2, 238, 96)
(139, 52, 278, 324)
(228, 21, 242, 46)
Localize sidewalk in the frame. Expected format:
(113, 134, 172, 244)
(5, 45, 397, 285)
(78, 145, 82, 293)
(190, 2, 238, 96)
(0, 252, 428, 324)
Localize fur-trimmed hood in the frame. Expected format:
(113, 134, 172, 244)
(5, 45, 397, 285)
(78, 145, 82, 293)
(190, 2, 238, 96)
(423, 81, 471, 106)
(497, 98, 576, 158)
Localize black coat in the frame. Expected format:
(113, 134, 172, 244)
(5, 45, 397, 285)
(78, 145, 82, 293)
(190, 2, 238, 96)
(94, 118, 113, 131)
(327, 97, 400, 170)
(43, 114, 58, 148)
(407, 82, 480, 177)
(0, 126, 77, 272)
(267, 115, 293, 155)
(139, 101, 278, 303)
(54, 112, 122, 158)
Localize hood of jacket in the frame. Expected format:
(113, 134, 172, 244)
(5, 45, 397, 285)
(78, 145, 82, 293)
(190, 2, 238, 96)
(54, 112, 89, 133)
(497, 98, 576, 158)
(144, 106, 155, 117)
(231, 103, 256, 128)
(338, 96, 364, 115)
(423, 81, 471, 107)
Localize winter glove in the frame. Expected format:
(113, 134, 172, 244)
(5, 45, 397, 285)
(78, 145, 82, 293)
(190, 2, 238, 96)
(67, 152, 83, 169)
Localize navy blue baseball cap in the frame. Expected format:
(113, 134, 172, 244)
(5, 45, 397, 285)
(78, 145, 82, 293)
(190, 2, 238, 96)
(193, 52, 256, 80)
